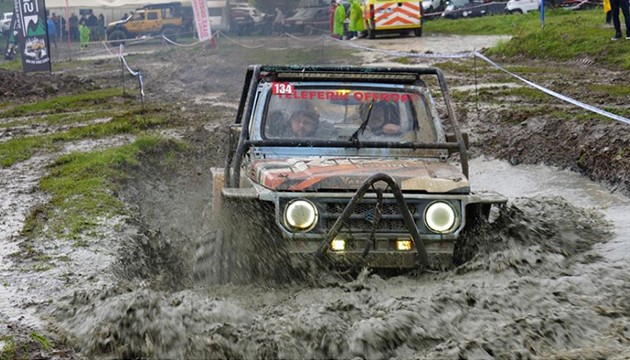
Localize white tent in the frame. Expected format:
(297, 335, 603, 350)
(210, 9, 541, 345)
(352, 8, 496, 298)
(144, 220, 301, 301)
(45, 0, 197, 7)
(44, 0, 208, 26)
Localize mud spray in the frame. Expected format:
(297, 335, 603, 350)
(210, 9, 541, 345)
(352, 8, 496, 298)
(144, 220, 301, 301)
(48, 146, 630, 359)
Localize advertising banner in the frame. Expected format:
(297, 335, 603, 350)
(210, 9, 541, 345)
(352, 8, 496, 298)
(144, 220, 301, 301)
(15, 0, 52, 73)
(190, 0, 212, 42)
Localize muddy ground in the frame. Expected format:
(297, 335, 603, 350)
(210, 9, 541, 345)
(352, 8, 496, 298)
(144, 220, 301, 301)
(1, 34, 630, 359)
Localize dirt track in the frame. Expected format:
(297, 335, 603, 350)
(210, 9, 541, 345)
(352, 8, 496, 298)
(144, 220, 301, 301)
(1, 34, 630, 359)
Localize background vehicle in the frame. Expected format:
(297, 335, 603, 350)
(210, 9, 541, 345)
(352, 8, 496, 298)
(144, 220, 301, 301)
(283, 0, 331, 34)
(229, 2, 270, 35)
(200, 65, 507, 282)
(207, 0, 230, 32)
(442, 0, 506, 19)
(106, 2, 193, 44)
(505, 0, 540, 13)
(1, 12, 12, 36)
(362, 0, 423, 39)
(422, 0, 445, 16)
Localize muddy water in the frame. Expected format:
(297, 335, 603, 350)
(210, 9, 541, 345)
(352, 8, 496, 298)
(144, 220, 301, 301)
(50, 155, 630, 359)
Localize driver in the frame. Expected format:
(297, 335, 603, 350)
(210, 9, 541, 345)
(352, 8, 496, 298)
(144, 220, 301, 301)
(288, 109, 320, 137)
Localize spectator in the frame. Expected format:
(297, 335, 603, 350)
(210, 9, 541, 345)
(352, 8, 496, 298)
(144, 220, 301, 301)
(79, 20, 90, 49)
(273, 7, 285, 35)
(47, 16, 57, 48)
(52, 13, 61, 41)
(610, 0, 630, 40)
(69, 13, 79, 41)
(98, 14, 105, 41)
(329, 0, 337, 36)
(349, 0, 365, 40)
(333, 0, 346, 39)
(121, 13, 128, 20)
(604, 0, 612, 25)
(86, 12, 98, 41)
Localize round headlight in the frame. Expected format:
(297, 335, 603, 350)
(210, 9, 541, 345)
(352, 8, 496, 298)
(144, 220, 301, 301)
(284, 199, 318, 231)
(424, 201, 457, 234)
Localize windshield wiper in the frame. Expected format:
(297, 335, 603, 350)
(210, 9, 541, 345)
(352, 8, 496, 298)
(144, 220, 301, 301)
(349, 100, 374, 144)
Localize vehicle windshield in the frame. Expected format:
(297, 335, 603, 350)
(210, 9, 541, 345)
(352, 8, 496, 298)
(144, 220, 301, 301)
(263, 85, 437, 143)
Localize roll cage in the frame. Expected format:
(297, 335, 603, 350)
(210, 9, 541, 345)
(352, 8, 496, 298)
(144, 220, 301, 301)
(225, 65, 468, 188)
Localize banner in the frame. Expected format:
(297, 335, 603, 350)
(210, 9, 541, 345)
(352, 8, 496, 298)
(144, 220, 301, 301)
(15, 0, 52, 73)
(190, 0, 212, 42)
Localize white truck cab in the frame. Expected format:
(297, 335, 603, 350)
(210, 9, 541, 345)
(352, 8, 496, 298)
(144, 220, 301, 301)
(505, 0, 540, 13)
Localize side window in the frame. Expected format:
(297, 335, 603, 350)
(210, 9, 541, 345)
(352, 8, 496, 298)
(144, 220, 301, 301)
(147, 12, 158, 20)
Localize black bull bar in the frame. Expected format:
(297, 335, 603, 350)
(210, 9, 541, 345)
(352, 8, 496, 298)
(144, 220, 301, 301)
(315, 173, 429, 268)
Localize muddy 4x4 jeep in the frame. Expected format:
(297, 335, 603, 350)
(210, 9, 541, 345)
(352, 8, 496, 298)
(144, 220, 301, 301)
(199, 65, 507, 283)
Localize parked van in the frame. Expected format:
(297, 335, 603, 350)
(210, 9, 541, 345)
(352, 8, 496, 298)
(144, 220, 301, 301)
(505, 0, 540, 13)
(361, 0, 422, 39)
(207, 0, 230, 31)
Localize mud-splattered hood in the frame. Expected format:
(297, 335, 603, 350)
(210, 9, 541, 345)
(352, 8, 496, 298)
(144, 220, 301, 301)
(250, 158, 469, 193)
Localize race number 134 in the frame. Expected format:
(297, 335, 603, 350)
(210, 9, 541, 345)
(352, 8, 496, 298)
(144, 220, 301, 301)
(272, 82, 294, 95)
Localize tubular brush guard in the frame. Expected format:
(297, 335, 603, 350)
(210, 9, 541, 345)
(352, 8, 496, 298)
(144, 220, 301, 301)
(315, 173, 429, 268)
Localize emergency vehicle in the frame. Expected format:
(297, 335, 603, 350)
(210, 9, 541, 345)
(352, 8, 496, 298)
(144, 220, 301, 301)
(361, 0, 423, 39)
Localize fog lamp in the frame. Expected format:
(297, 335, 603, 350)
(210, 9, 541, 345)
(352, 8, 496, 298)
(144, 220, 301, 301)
(396, 239, 412, 251)
(331, 239, 346, 251)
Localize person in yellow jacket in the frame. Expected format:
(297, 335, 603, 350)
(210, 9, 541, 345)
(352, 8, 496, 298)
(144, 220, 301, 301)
(349, 0, 365, 40)
(604, 0, 612, 24)
(333, 0, 346, 39)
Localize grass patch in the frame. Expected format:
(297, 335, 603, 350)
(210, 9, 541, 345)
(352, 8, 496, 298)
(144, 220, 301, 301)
(485, 10, 630, 69)
(0, 105, 171, 168)
(586, 83, 630, 98)
(0, 88, 124, 118)
(21, 136, 185, 240)
(427, 9, 630, 69)
(0, 109, 121, 129)
(29, 332, 50, 352)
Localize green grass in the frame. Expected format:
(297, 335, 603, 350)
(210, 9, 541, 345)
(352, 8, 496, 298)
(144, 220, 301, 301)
(0, 105, 171, 168)
(427, 8, 630, 69)
(29, 332, 50, 352)
(0, 109, 120, 129)
(21, 135, 184, 240)
(0, 88, 124, 118)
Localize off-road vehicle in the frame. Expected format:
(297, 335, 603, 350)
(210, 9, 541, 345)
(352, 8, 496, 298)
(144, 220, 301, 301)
(106, 2, 193, 44)
(198, 65, 507, 283)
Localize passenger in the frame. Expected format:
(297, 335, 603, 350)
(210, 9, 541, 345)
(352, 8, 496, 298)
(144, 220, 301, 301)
(288, 109, 320, 137)
(266, 110, 287, 137)
(360, 102, 402, 135)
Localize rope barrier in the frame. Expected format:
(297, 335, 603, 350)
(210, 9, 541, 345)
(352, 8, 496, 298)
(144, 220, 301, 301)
(118, 44, 145, 107)
(216, 31, 267, 49)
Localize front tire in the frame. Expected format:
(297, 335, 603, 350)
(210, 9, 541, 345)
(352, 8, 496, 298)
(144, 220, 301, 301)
(414, 27, 423, 37)
(108, 30, 127, 46)
(161, 27, 178, 42)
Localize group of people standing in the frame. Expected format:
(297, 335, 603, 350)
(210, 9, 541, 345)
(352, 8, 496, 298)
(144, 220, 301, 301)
(331, 0, 365, 40)
(45, 12, 107, 49)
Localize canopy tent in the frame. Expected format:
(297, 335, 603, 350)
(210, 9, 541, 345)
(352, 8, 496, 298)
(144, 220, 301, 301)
(45, 0, 197, 7)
